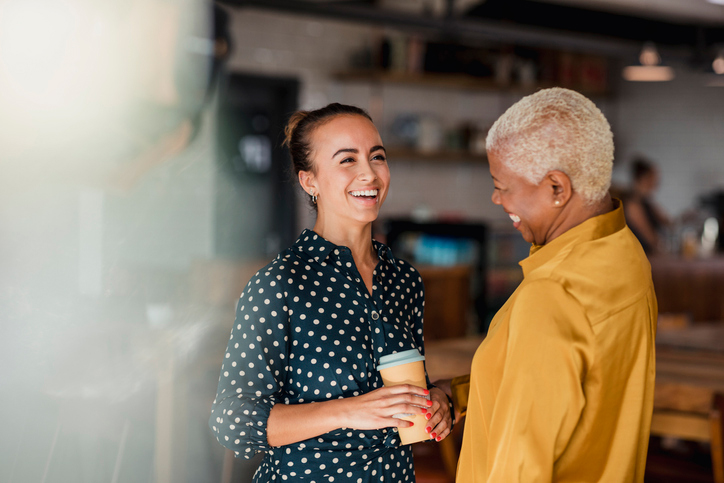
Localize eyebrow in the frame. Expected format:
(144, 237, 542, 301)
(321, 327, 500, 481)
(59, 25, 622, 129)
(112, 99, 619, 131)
(332, 145, 386, 158)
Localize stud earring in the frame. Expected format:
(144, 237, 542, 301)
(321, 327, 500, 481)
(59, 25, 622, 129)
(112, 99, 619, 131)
(554, 200, 561, 206)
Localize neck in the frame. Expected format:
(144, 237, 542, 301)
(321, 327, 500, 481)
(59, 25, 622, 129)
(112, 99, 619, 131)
(544, 193, 614, 245)
(313, 217, 376, 264)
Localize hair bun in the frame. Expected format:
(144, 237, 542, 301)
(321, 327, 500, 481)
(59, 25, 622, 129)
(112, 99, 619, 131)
(283, 111, 309, 148)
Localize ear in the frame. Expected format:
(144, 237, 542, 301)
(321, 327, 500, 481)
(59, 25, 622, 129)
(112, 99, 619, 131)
(545, 170, 572, 207)
(298, 170, 317, 196)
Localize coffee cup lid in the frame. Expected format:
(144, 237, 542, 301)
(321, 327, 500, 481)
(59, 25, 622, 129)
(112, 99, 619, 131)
(377, 349, 425, 371)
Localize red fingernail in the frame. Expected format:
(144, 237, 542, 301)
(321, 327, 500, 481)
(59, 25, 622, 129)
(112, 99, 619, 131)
(431, 432, 437, 439)
(425, 427, 431, 433)
(426, 400, 432, 407)
(425, 413, 431, 420)
(423, 389, 429, 395)
(436, 436, 441, 442)
(420, 408, 428, 414)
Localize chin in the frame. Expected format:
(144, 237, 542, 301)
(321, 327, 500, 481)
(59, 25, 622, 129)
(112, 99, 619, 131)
(353, 211, 380, 225)
(519, 231, 534, 244)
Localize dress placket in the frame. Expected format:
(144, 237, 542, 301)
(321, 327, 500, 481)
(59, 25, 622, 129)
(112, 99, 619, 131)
(332, 248, 388, 363)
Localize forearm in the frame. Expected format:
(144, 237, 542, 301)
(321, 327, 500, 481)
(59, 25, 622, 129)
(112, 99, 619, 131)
(266, 385, 431, 447)
(267, 398, 347, 447)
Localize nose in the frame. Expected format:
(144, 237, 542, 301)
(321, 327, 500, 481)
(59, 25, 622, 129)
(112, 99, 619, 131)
(491, 189, 501, 205)
(357, 159, 378, 181)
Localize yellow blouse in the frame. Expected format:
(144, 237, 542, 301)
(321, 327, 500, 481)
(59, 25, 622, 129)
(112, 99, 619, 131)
(456, 201, 657, 483)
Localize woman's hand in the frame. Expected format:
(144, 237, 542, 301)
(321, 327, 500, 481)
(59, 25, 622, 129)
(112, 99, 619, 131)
(424, 387, 453, 442)
(337, 384, 432, 431)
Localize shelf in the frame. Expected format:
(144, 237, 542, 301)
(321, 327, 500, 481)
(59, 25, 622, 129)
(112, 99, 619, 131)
(386, 147, 487, 163)
(334, 70, 610, 97)
(335, 70, 523, 92)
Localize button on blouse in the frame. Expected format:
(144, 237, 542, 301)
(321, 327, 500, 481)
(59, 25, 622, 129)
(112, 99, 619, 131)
(209, 229, 428, 482)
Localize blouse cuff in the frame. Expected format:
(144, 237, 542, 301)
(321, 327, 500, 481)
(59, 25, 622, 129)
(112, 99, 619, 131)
(450, 374, 470, 418)
(245, 396, 280, 453)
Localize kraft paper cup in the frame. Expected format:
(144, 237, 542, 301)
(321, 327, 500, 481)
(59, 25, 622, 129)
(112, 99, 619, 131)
(377, 349, 431, 445)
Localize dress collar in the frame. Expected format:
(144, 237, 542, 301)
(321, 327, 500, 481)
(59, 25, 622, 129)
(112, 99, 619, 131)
(520, 198, 626, 277)
(293, 229, 399, 270)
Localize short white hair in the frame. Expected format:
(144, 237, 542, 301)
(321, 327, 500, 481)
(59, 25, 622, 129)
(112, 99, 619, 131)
(486, 87, 614, 205)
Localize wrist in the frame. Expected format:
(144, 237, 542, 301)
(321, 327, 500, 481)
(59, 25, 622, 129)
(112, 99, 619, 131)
(328, 395, 353, 430)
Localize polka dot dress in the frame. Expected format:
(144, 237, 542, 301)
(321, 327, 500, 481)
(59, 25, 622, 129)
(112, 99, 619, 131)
(209, 229, 428, 482)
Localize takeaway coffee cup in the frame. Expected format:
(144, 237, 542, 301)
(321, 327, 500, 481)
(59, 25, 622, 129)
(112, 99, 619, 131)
(377, 349, 431, 444)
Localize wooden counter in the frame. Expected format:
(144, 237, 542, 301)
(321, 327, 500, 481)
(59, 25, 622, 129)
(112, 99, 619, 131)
(650, 255, 724, 322)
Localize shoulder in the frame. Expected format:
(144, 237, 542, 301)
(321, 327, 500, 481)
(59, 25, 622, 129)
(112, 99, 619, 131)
(509, 279, 592, 338)
(527, 236, 652, 325)
(241, 249, 306, 294)
(393, 257, 424, 286)
(396, 257, 420, 275)
(514, 279, 582, 314)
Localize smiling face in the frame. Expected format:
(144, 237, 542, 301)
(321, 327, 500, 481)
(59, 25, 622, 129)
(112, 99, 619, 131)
(299, 114, 390, 228)
(489, 150, 558, 245)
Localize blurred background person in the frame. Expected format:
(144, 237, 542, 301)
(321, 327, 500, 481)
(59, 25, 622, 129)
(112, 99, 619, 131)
(624, 156, 672, 255)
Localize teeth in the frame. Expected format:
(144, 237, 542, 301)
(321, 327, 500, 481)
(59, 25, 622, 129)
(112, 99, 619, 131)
(350, 189, 378, 197)
(509, 213, 521, 223)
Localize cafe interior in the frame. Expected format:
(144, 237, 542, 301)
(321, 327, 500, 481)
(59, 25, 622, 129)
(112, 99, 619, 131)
(3, 0, 724, 482)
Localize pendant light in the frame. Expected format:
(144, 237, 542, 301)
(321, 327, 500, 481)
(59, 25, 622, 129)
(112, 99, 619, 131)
(622, 42, 675, 82)
(713, 50, 724, 75)
(706, 49, 724, 86)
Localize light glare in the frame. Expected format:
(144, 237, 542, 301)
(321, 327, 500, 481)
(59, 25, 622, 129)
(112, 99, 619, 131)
(622, 66, 675, 82)
(713, 54, 724, 75)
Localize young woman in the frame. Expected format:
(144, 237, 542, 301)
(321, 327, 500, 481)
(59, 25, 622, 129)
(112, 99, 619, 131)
(209, 103, 452, 482)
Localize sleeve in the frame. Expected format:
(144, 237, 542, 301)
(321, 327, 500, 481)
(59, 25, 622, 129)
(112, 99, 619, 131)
(450, 374, 470, 417)
(486, 280, 594, 482)
(208, 267, 290, 459)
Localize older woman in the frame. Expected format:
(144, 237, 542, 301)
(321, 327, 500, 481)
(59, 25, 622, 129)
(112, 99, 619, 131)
(444, 88, 657, 482)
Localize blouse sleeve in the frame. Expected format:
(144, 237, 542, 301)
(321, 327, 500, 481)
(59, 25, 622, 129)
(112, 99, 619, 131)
(486, 279, 594, 482)
(208, 268, 289, 459)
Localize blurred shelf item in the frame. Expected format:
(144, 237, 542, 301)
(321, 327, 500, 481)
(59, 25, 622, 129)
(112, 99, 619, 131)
(385, 219, 488, 337)
(385, 146, 487, 163)
(336, 68, 609, 97)
(335, 69, 518, 92)
(416, 264, 473, 341)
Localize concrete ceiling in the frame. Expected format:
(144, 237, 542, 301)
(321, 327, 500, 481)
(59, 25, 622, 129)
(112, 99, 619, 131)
(463, 0, 724, 54)
(226, 0, 724, 57)
(538, 0, 724, 25)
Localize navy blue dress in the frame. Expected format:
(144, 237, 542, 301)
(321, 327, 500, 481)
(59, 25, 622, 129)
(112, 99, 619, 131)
(209, 229, 429, 482)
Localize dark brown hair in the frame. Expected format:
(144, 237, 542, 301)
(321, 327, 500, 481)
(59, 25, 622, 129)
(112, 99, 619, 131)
(631, 156, 656, 181)
(283, 103, 373, 208)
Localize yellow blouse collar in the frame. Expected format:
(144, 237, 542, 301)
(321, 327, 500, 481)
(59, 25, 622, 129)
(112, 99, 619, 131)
(520, 199, 626, 276)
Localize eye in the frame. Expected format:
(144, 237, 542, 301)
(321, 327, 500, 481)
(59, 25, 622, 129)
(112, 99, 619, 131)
(340, 157, 355, 164)
(372, 154, 387, 162)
